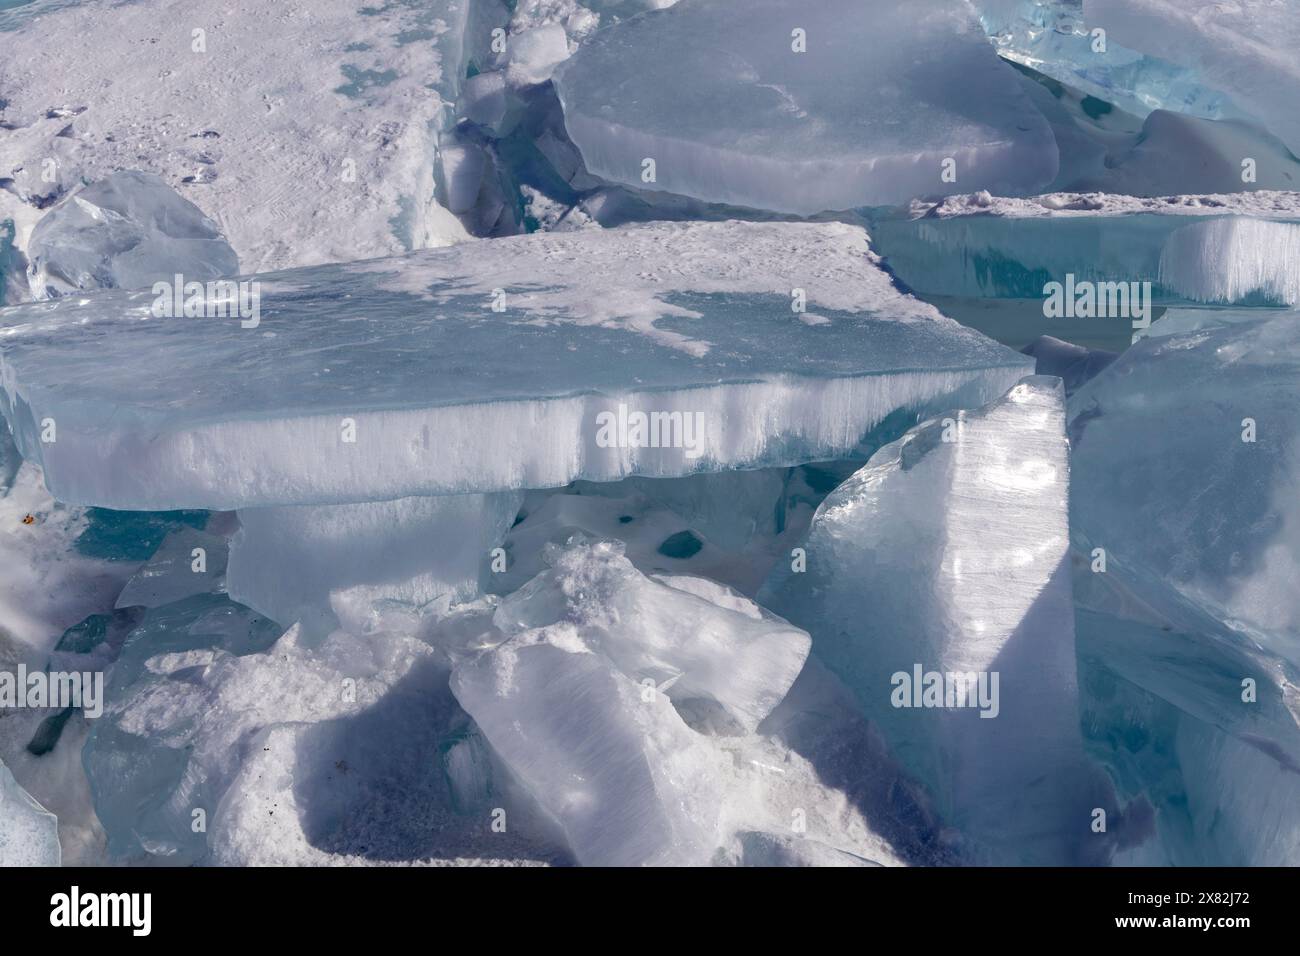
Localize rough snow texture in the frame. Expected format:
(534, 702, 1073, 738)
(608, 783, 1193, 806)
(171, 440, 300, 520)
(0, 221, 1031, 510)
(0, 0, 471, 278)
(26, 171, 239, 300)
(763, 377, 1114, 864)
(554, 0, 1058, 214)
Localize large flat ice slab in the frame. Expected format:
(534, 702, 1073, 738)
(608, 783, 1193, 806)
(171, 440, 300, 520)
(871, 191, 1300, 307)
(553, 0, 1058, 214)
(0, 221, 1032, 510)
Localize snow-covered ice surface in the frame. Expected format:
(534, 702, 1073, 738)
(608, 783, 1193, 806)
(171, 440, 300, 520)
(0, 0, 474, 278)
(763, 377, 1119, 864)
(0, 221, 1031, 510)
(871, 191, 1300, 305)
(553, 0, 1059, 213)
(26, 171, 238, 300)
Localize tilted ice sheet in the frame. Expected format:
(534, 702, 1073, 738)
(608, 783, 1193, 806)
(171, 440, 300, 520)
(553, 0, 1058, 213)
(0, 0, 473, 276)
(1069, 311, 1300, 663)
(1085, 0, 1300, 156)
(871, 191, 1300, 305)
(762, 377, 1116, 864)
(0, 221, 1031, 510)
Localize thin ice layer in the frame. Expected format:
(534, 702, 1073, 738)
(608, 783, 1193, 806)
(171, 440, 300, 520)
(0, 221, 1031, 510)
(871, 191, 1300, 305)
(762, 377, 1114, 864)
(553, 0, 1058, 213)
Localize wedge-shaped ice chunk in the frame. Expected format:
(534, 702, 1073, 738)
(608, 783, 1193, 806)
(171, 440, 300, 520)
(762, 377, 1114, 864)
(1069, 312, 1300, 661)
(552, 0, 1058, 213)
(492, 539, 810, 734)
(26, 172, 238, 300)
(872, 191, 1300, 307)
(0, 0, 475, 274)
(0, 757, 60, 866)
(227, 492, 523, 634)
(0, 221, 1031, 510)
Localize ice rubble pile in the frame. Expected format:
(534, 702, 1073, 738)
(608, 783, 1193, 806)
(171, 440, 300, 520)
(3, 0, 1300, 869)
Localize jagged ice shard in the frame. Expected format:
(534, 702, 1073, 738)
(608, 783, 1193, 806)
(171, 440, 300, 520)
(0, 221, 1032, 511)
(553, 0, 1059, 214)
(762, 377, 1113, 864)
(0, 757, 60, 866)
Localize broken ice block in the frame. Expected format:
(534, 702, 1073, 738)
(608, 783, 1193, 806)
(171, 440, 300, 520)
(26, 171, 239, 300)
(553, 0, 1058, 213)
(0, 757, 61, 866)
(871, 191, 1300, 307)
(1069, 311, 1300, 662)
(0, 221, 1031, 511)
(492, 538, 810, 734)
(763, 377, 1113, 864)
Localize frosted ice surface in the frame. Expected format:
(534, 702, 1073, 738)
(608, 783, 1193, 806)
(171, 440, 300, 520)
(227, 492, 523, 634)
(0, 0, 475, 274)
(0, 221, 1031, 510)
(0, 757, 60, 866)
(553, 0, 1058, 213)
(872, 191, 1300, 305)
(26, 172, 238, 300)
(1069, 311, 1300, 662)
(763, 377, 1113, 863)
